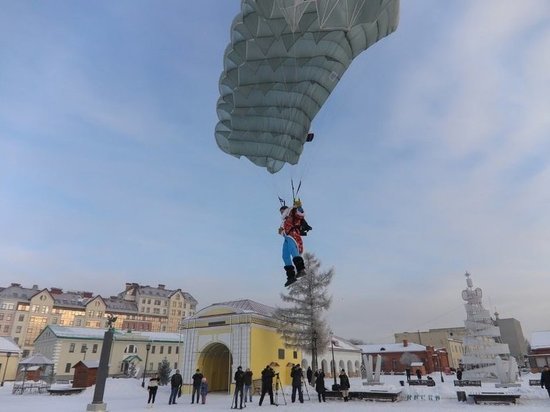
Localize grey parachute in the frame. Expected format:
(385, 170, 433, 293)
(215, 0, 400, 173)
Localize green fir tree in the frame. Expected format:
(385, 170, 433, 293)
(158, 358, 171, 386)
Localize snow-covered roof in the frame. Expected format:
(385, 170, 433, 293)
(0, 336, 21, 354)
(73, 360, 100, 368)
(200, 299, 276, 318)
(329, 336, 361, 352)
(42, 325, 181, 343)
(359, 342, 427, 354)
(531, 331, 550, 349)
(137, 331, 182, 343)
(20, 353, 54, 365)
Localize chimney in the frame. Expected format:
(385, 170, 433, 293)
(32, 284, 38, 289)
(50, 287, 63, 295)
(11, 283, 21, 287)
(403, 339, 409, 347)
(82, 292, 93, 298)
(158, 284, 165, 290)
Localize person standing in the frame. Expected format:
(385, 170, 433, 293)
(200, 377, 208, 404)
(259, 365, 275, 406)
(456, 367, 463, 381)
(339, 369, 350, 402)
(147, 373, 159, 408)
(169, 369, 182, 405)
(541, 365, 550, 398)
(191, 369, 203, 404)
(290, 364, 304, 403)
(315, 369, 326, 403)
(306, 366, 313, 385)
(243, 367, 254, 403)
(405, 368, 411, 381)
(416, 369, 422, 380)
(233, 366, 245, 409)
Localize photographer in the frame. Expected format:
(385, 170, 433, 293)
(290, 364, 304, 403)
(259, 365, 275, 406)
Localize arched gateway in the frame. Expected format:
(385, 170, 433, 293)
(197, 342, 232, 392)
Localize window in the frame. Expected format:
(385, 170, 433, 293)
(92, 344, 98, 353)
(69, 343, 75, 353)
(168, 346, 172, 354)
(152, 346, 156, 354)
(18, 314, 24, 322)
(52, 317, 58, 324)
(3, 325, 9, 333)
(154, 300, 161, 306)
(81, 344, 88, 353)
(0, 314, 3, 320)
(16, 326, 22, 333)
(160, 346, 164, 354)
(65, 363, 72, 373)
(293, 351, 298, 359)
(176, 346, 179, 354)
(278, 349, 285, 360)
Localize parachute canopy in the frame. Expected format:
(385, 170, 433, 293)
(215, 0, 400, 173)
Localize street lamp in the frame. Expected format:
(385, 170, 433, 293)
(437, 351, 444, 383)
(311, 330, 318, 373)
(142, 343, 151, 388)
(1, 352, 12, 386)
(329, 332, 338, 390)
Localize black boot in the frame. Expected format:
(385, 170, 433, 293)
(284, 265, 297, 287)
(293, 256, 306, 277)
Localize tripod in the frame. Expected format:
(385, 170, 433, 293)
(301, 373, 311, 401)
(274, 373, 287, 406)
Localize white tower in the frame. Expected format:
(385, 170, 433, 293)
(460, 273, 518, 382)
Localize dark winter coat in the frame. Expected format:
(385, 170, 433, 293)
(171, 372, 183, 388)
(456, 369, 463, 381)
(315, 371, 326, 393)
(192, 372, 203, 388)
(415, 369, 422, 380)
(234, 369, 245, 388)
(291, 366, 303, 387)
(243, 370, 253, 386)
(306, 367, 313, 383)
(261, 366, 275, 388)
(339, 372, 350, 390)
(541, 369, 550, 389)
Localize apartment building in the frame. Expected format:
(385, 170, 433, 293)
(0, 282, 197, 356)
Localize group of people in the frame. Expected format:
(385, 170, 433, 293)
(232, 366, 254, 409)
(145, 368, 209, 407)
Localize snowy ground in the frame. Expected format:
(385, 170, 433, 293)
(1, 373, 549, 411)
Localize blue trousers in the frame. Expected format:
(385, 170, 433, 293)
(169, 387, 179, 404)
(282, 236, 300, 267)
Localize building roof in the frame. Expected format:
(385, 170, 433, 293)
(359, 342, 427, 354)
(531, 331, 550, 349)
(73, 360, 100, 368)
(0, 283, 41, 301)
(40, 325, 182, 343)
(329, 336, 361, 352)
(0, 336, 22, 354)
(205, 299, 276, 318)
(20, 353, 54, 365)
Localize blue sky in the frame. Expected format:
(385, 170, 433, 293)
(1, 0, 550, 343)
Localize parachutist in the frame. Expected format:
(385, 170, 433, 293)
(279, 199, 308, 287)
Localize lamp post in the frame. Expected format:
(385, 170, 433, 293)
(329, 332, 338, 390)
(1, 352, 12, 386)
(142, 343, 151, 388)
(437, 351, 444, 383)
(311, 330, 318, 373)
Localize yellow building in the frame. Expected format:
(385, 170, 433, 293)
(181, 299, 301, 393)
(0, 336, 21, 384)
(0, 283, 196, 357)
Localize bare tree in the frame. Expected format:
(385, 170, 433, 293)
(275, 252, 333, 371)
